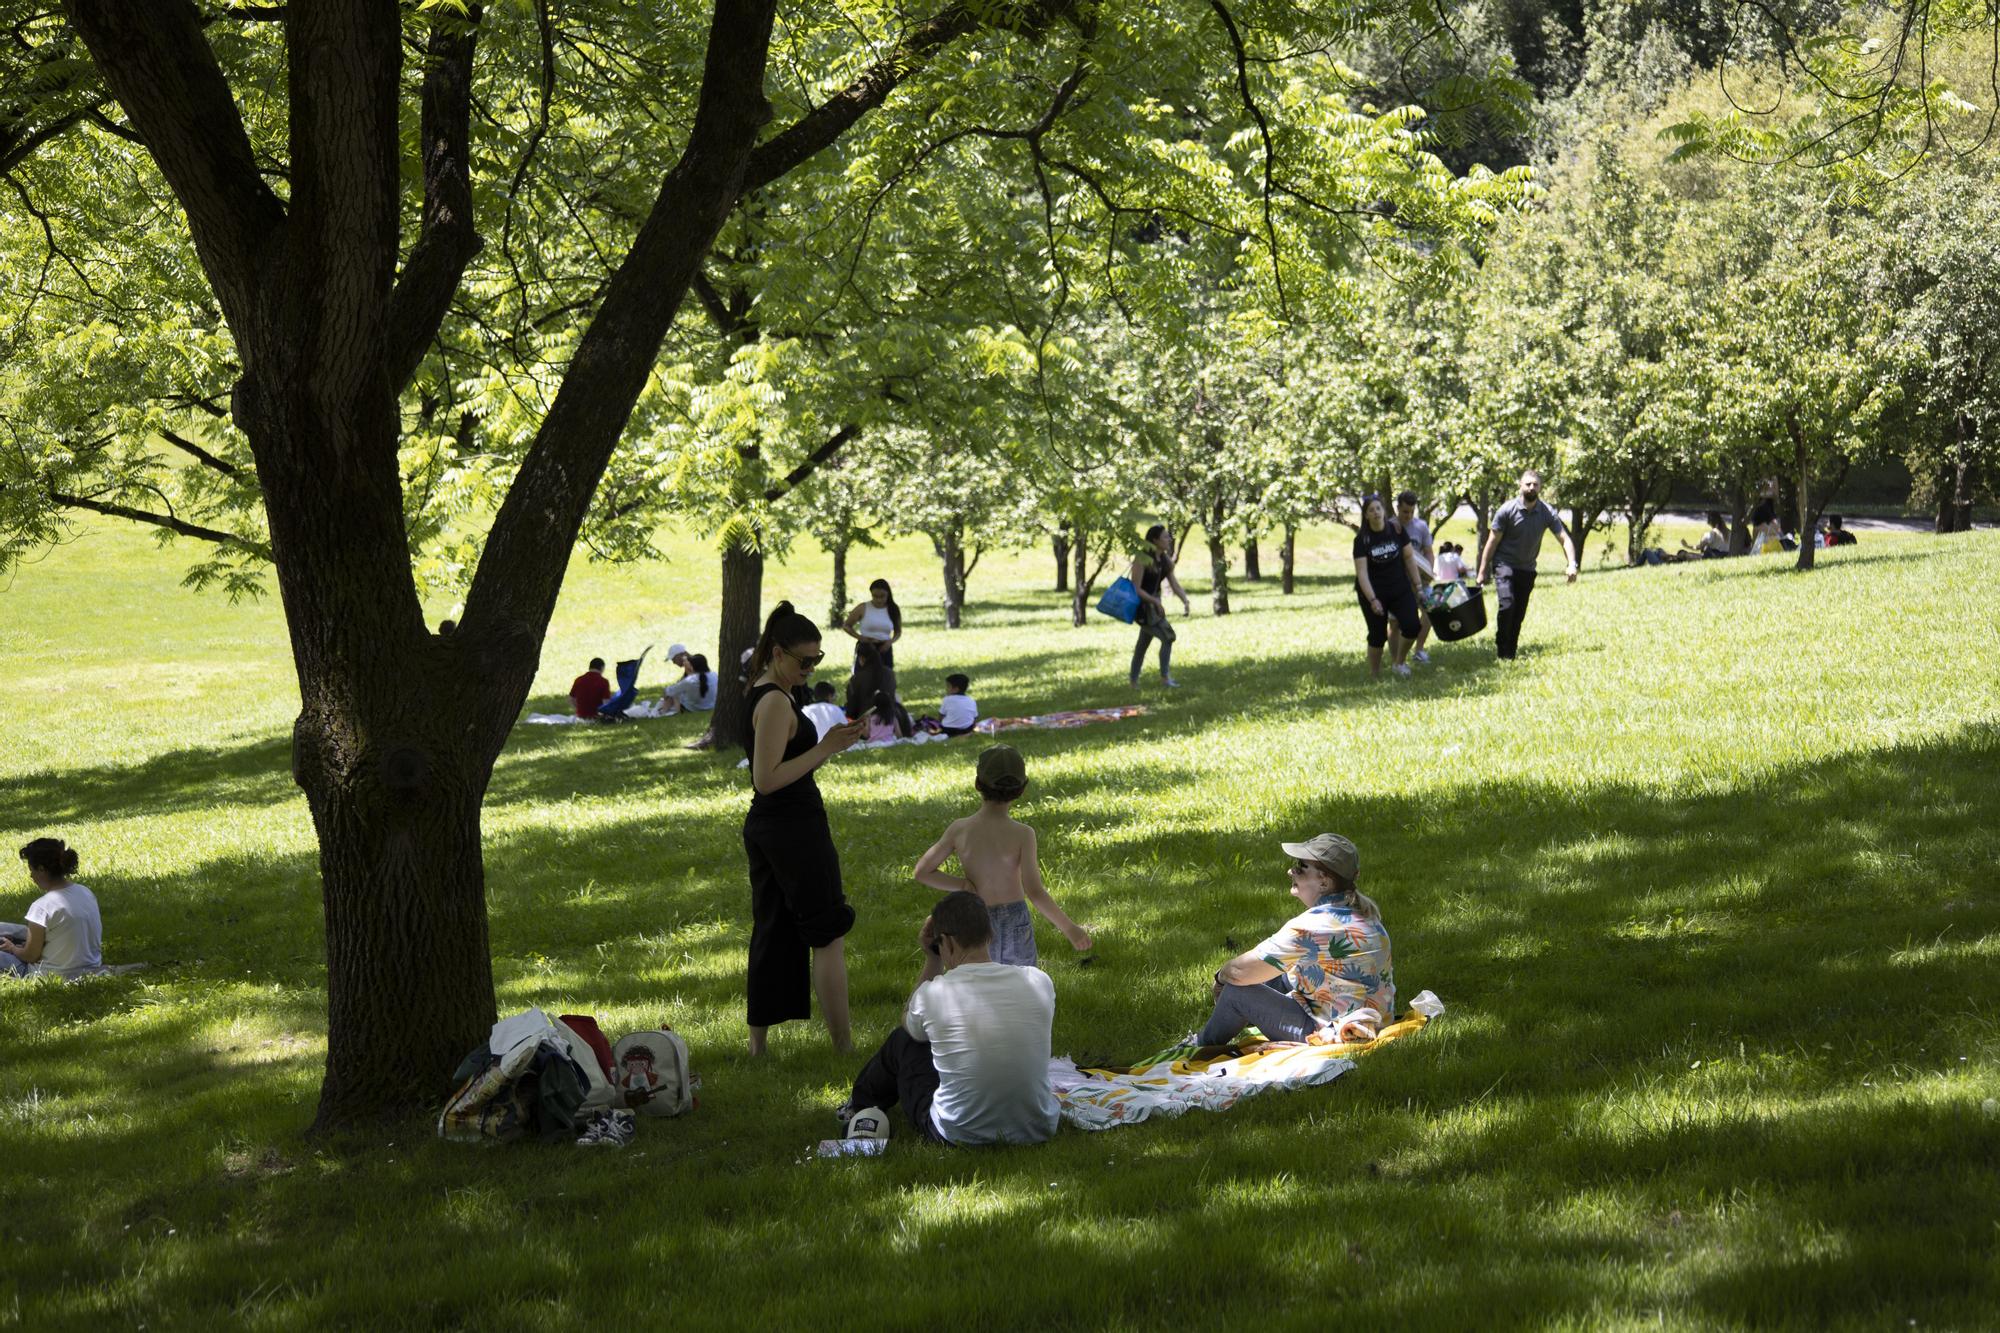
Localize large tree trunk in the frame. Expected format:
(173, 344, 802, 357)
(1470, 491, 1493, 554)
(1281, 523, 1296, 594)
(1243, 534, 1260, 580)
(699, 537, 765, 749)
(828, 539, 849, 628)
(1053, 528, 1071, 591)
(1949, 416, 1975, 533)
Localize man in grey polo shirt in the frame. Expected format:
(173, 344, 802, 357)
(1476, 469, 1579, 660)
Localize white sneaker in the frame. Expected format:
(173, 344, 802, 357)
(1392, 663, 1411, 678)
(1162, 676, 1181, 688)
(844, 1105, 890, 1141)
(1412, 650, 1430, 664)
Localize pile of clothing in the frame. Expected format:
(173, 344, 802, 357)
(438, 1008, 695, 1148)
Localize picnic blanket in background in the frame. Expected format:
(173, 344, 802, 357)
(1051, 990, 1443, 1132)
(975, 705, 1147, 735)
(525, 699, 677, 726)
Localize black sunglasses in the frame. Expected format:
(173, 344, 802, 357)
(784, 646, 826, 669)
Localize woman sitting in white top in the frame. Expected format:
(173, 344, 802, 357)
(2, 838, 103, 979)
(659, 652, 717, 713)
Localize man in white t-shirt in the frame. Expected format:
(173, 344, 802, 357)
(3, 838, 104, 979)
(840, 891, 1058, 1147)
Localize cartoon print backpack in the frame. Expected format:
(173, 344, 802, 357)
(611, 1026, 697, 1117)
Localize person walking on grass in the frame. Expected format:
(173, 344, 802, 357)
(913, 745, 1092, 974)
(1475, 469, 1579, 661)
(1128, 524, 1190, 689)
(839, 890, 1059, 1147)
(1353, 494, 1426, 680)
(1193, 833, 1394, 1049)
(743, 603, 869, 1056)
(2, 838, 102, 979)
(1394, 490, 1437, 664)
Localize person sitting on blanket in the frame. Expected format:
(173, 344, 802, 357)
(1194, 832, 1394, 1048)
(802, 680, 849, 741)
(840, 890, 1059, 1147)
(2, 838, 103, 979)
(570, 657, 612, 720)
(658, 652, 717, 714)
(916, 672, 980, 736)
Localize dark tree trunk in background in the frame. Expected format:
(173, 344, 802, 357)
(1726, 476, 1753, 554)
(828, 540, 848, 628)
(1070, 530, 1090, 626)
(702, 538, 766, 749)
(1567, 506, 1599, 567)
(1946, 417, 1975, 533)
(1206, 498, 1230, 615)
(1053, 528, 1070, 591)
(936, 523, 968, 628)
(1242, 534, 1260, 579)
(1281, 524, 1296, 594)
(1470, 492, 1493, 555)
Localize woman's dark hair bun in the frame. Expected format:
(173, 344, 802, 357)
(19, 837, 76, 878)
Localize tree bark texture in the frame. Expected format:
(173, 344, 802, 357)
(1053, 529, 1070, 591)
(1070, 530, 1090, 626)
(1243, 535, 1260, 579)
(828, 540, 849, 629)
(703, 538, 767, 750)
(937, 523, 966, 629)
(1206, 497, 1230, 615)
(1281, 524, 1296, 594)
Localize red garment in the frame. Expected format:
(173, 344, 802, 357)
(558, 1015, 617, 1081)
(570, 671, 611, 718)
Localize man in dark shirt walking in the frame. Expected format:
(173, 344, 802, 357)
(1476, 470, 1579, 660)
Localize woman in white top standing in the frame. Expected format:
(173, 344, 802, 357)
(2, 838, 103, 978)
(842, 579, 904, 671)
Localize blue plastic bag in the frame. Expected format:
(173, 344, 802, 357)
(1096, 576, 1140, 624)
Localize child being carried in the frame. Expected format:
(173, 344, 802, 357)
(913, 746, 1092, 975)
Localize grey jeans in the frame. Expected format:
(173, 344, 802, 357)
(1197, 977, 1315, 1046)
(986, 900, 1037, 967)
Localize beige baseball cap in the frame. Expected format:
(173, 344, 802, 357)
(1279, 833, 1359, 880)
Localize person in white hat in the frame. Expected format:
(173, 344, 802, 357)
(1191, 833, 1394, 1047)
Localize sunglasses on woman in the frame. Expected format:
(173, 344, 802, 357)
(784, 646, 826, 669)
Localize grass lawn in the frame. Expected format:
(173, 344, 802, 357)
(3, 516, 1998, 1329)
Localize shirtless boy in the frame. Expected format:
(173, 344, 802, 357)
(912, 745, 1092, 976)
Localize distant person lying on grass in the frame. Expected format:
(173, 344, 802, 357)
(2, 838, 102, 979)
(913, 745, 1091, 974)
(1192, 833, 1393, 1047)
(838, 890, 1059, 1147)
(1821, 514, 1858, 547)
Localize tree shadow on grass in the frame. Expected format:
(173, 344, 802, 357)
(8, 714, 1996, 1327)
(0, 734, 298, 827)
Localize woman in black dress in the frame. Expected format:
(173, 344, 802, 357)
(742, 602, 867, 1055)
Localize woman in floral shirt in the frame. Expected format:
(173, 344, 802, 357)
(1193, 832, 1394, 1046)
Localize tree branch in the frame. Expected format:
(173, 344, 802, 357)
(49, 487, 270, 557)
(740, 0, 1081, 195)
(1207, 0, 1288, 318)
(460, 0, 780, 650)
(765, 424, 860, 502)
(158, 427, 243, 477)
(62, 0, 287, 331)
(386, 3, 485, 394)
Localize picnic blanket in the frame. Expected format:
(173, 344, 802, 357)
(1051, 990, 1443, 1132)
(525, 698, 676, 726)
(975, 705, 1147, 735)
